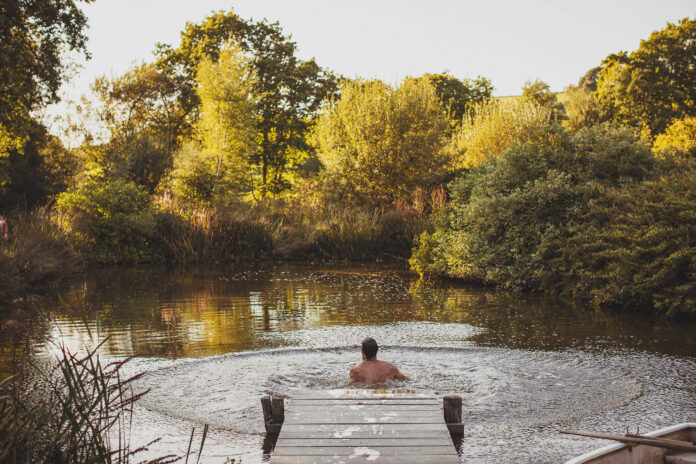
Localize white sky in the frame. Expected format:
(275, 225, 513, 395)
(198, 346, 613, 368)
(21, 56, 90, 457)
(48, 0, 695, 132)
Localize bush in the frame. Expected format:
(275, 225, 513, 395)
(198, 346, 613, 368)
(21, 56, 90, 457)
(56, 180, 157, 264)
(411, 123, 671, 311)
(449, 98, 555, 168)
(537, 159, 696, 317)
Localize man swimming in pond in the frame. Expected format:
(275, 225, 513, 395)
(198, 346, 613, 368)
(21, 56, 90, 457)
(350, 337, 408, 384)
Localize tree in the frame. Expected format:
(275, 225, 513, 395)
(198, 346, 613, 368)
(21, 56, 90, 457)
(171, 45, 257, 203)
(0, 0, 92, 153)
(156, 11, 340, 194)
(315, 78, 451, 206)
(595, 18, 696, 136)
(522, 79, 564, 120)
(85, 64, 186, 192)
(424, 73, 493, 122)
(449, 99, 555, 169)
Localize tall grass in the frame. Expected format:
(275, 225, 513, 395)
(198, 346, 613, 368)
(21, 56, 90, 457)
(0, 208, 84, 300)
(155, 201, 274, 264)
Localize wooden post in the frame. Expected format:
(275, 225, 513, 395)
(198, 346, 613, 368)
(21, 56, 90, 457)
(271, 397, 284, 425)
(261, 395, 284, 435)
(443, 395, 463, 436)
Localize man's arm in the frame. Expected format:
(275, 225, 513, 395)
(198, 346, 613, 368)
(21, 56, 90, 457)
(349, 366, 359, 383)
(389, 366, 408, 381)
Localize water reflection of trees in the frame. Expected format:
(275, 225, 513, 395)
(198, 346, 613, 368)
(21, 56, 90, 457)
(26, 265, 696, 359)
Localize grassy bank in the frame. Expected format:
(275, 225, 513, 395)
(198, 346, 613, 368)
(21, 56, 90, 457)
(0, 196, 430, 306)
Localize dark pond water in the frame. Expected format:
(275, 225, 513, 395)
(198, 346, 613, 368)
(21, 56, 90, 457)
(8, 264, 696, 463)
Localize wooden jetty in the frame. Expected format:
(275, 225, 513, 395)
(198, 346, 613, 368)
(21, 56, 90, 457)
(262, 391, 462, 463)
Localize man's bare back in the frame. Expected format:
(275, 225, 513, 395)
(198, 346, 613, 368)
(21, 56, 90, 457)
(350, 359, 407, 384)
(350, 337, 408, 384)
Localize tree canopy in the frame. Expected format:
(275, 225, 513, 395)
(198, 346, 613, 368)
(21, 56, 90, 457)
(315, 78, 451, 206)
(155, 11, 340, 194)
(595, 17, 696, 136)
(0, 0, 92, 152)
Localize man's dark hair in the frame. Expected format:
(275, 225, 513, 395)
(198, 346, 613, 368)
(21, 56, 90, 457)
(362, 337, 378, 359)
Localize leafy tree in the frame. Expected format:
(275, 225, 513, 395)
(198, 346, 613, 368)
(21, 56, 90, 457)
(0, 0, 92, 153)
(424, 73, 493, 122)
(86, 64, 186, 192)
(652, 116, 696, 161)
(171, 45, 257, 203)
(315, 78, 451, 206)
(595, 17, 696, 136)
(522, 80, 564, 120)
(0, 123, 79, 211)
(411, 124, 655, 295)
(156, 10, 340, 194)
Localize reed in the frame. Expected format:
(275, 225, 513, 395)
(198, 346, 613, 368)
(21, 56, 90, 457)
(0, 333, 180, 463)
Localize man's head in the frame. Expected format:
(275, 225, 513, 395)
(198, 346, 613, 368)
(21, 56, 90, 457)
(361, 337, 378, 360)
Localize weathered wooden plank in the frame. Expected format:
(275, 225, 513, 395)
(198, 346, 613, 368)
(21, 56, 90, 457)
(290, 391, 434, 400)
(274, 446, 457, 456)
(270, 455, 461, 464)
(289, 404, 441, 411)
(277, 423, 450, 439)
(268, 392, 460, 463)
(286, 409, 443, 420)
(289, 399, 440, 406)
(275, 437, 454, 447)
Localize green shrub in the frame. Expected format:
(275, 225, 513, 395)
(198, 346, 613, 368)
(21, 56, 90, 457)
(56, 180, 156, 264)
(536, 160, 696, 317)
(411, 123, 676, 314)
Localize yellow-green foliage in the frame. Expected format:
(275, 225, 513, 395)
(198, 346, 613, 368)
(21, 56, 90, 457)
(652, 116, 696, 161)
(315, 78, 451, 206)
(562, 85, 601, 132)
(450, 99, 553, 168)
(171, 44, 257, 203)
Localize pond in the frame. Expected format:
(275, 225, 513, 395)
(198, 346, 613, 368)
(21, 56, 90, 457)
(11, 264, 696, 463)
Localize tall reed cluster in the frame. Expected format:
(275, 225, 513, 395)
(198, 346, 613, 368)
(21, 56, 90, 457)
(0, 339, 175, 463)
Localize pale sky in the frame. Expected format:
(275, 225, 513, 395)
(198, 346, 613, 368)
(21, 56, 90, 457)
(48, 0, 695, 131)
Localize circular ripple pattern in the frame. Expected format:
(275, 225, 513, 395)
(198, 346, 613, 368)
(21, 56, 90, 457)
(136, 323, 642, 434)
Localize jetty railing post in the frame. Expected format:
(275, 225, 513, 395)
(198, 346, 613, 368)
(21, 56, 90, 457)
(443, 395, 464, 436)
(261, 395, 284, 436)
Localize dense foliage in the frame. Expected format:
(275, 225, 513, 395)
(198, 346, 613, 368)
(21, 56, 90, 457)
(410, 124, 696, 316)
(652, 116, 696, 161)
(449, 99, 554, 168)
(156, 10, 339, 194)
(595, 17, 696, 136)
(315, 78, 451, 206)
(56, 180, 157, 264)
(0, 0, 92, 152)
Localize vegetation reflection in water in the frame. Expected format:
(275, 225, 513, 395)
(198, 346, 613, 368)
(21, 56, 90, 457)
(48, 264, 696, 359)
(4, 264, 696, 464)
